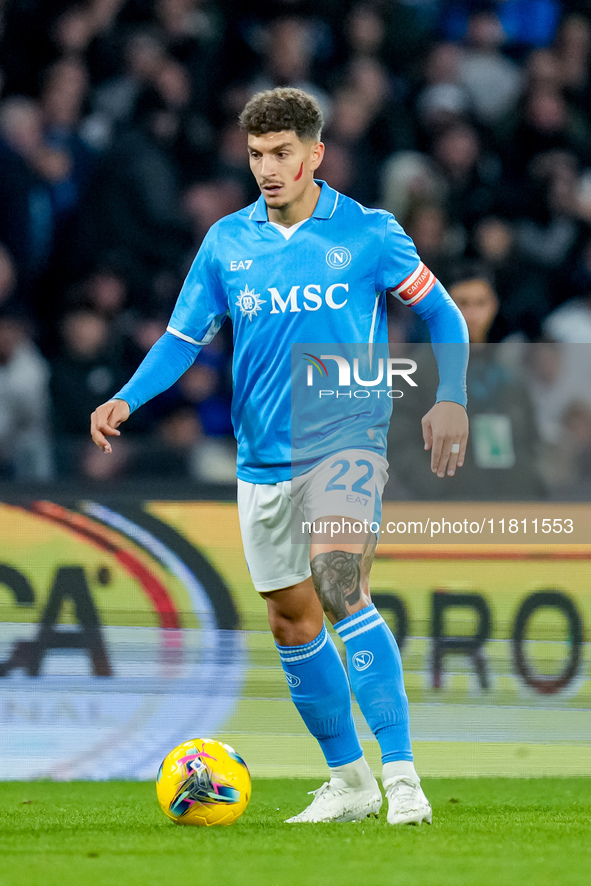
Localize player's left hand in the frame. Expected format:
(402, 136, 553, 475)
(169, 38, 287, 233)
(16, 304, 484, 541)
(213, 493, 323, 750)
(421, 401, 469, 478)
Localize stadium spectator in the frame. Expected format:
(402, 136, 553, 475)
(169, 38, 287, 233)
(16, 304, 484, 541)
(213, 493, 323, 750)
(315, 138, 355, 196)
(83, 28, 166, 149)
(503, 83, 591, 180)
(523, 47, 563, 93)
(403, 201, 460, 283)
(118, 312, 183, 434)
(340, 56, 415, 161)
(153, 55, 216, 183)
(71, 265, 128, 317)
(415, 82, 472, 147)
(183, 178, 247, 245)
(521, 339, 591, 491)
(0, 309, 53, 481)
(0, 0, 590, 488)
(387, 264, 546, 500)
(562, 234, 591, 298)
(323, 86, 382, 203)
(430, 122, 499, 230)
(421, 40, 464, 93)
(215, 120, 260, 198)
(543, 291, 591, 342)
(380, 150, 446, 223)
(514, 151, 584, 289)
(78, 434, 131, 480)
(341, 2, 432, 86)
(175, 353, 233, 439)
(441, 0, 561, 49)
(39, 58, 95, 222)
(553, 12, 591, 110)
(557, 400, 591, 498)
(457, 9, 523, 125)
(51, 1, 126, 85)
(471, 215, 548, 339)
(246, 16, 331, 119)
(447, 263, 503, 344)
(0, 96, 54, 298)
(76, 85, 192, 307)
(342, 2, 388, 66)
(154, 0, 224, 111)
(414, 40, 472, 154)
(50, 307, 126, 474)
(0, 244, 17, 313)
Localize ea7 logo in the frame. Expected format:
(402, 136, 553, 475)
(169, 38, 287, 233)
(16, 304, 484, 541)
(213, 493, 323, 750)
(352, 651, 374, 671)
(230, 260, 253, 270)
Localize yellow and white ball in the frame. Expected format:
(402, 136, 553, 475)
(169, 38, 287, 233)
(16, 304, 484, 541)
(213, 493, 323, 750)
(156, 738, 251, 826)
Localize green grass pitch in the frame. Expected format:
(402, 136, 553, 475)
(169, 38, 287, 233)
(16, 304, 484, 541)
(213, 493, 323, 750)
(1, 779, 589, 886)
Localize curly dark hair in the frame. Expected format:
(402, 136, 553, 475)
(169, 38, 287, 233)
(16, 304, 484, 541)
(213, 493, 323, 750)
(239, 87, 323, 141)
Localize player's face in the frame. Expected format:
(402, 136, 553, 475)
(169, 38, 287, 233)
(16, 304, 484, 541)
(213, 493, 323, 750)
(247, 130, 324, 210)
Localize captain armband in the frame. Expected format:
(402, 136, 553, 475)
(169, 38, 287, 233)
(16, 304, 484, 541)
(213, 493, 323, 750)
(387, 262, 436, 307)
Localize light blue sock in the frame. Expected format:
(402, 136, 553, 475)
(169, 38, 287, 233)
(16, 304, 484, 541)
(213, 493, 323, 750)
(276, 624, 363, 767)
(334, 604, 413, 763)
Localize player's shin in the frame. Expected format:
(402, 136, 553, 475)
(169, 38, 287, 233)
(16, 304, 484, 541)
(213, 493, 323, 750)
(334, 605, 418, 777)
(275, 624, 363, 767)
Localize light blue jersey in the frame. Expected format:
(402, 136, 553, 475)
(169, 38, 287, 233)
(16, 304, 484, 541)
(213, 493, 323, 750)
(115, 180, 468, 483)
(167, 182, 447, 482)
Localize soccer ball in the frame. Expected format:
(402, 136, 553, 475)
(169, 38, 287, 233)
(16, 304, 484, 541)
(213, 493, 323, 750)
(156, 738, 251, 826)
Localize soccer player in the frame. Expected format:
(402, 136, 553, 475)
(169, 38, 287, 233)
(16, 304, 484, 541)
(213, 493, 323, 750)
(91, 88, 469, 825)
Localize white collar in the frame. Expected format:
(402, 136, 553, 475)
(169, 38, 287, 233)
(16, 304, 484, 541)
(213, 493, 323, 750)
(269, 218, 310, 240)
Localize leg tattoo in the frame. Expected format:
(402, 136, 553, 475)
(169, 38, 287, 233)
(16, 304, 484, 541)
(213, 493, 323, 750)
(310, 551, 362, 622)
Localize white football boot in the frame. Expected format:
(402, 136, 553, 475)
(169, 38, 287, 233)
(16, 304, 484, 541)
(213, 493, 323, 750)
(285, 778, 383, 823)
(384, 776, 432, 826)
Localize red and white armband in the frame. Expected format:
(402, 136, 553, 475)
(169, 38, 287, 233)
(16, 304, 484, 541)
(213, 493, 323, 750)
(388, 261, 436, 307)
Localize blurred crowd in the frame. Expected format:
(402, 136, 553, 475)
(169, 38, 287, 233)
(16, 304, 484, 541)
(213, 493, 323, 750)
(1, 0, 591, 497)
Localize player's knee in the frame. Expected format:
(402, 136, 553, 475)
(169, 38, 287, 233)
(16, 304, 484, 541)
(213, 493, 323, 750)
(266, 603, 322, 647)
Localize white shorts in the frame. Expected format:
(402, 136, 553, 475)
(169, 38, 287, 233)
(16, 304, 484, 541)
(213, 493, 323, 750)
(237, 449, 388, 593)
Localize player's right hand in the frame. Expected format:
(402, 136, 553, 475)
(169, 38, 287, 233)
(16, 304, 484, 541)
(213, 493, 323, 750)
(90, 399, 130, 454)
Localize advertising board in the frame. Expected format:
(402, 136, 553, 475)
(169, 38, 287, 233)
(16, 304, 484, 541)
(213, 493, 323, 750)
(1, 500, 589, 778)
